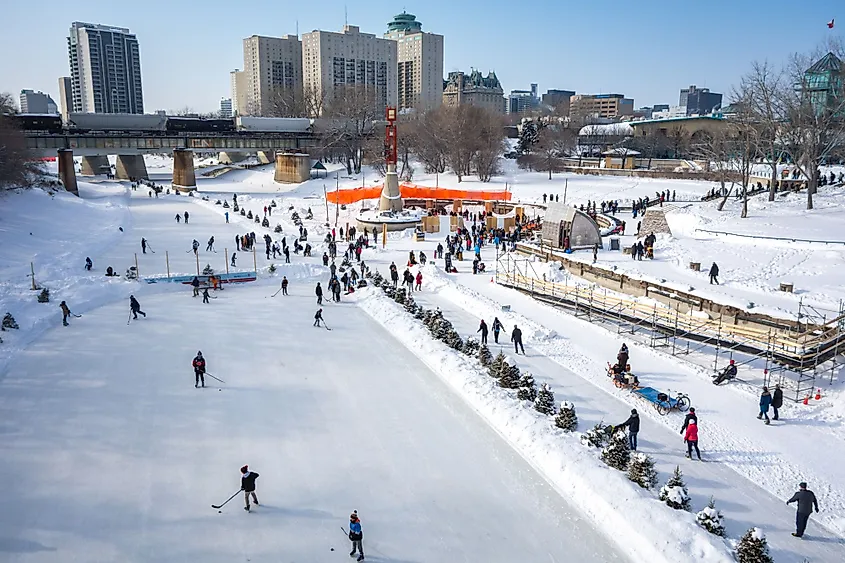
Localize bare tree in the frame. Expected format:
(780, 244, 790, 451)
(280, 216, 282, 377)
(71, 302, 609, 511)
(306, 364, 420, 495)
(409, 107, 448, 174)
(534, 123, 574, 179)
(740, 61, 786, 201)
(474, 108, 505, 182)
(442, 105, 476, 182)
(265, 85, 326, 118)
(0, 92, 43, 190)
(725, 90, 761, 218)
(694, 129, 736, 210)
(318, 86, 381, 175)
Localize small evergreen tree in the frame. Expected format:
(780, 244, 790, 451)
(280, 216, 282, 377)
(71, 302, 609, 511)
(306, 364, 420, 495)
(202, 264, 214, 275)
(215, 199, 222, 205)
(516, 373, 537, 401)
(247, 210, 253, 219)
(534, 383, 556, 415)
(696, 497, 726, 537)
(433, 317, 454, 342)
(445, 329, 464, 351)
(2, 313, 19, 330)
(240, 208, 246, 216)
(254, 215, 260, 223)
(37, 288, 50, 303)
(488, 351, 508, 378)
(736, 528, 773, 563)
(262, 217, 270, 228)
(270, 199, 276, 207)
(233, 202, 239, 212)
(580, 421, 611, 448)
(659, 466, 691, 511)
(394, 287, 407, 305)
(601, 431, 631, 470)
(268, 264, 276, 273)
(383, 285, 396, 299)
(627, 452, 658, 489)
(414, 307, 426, 320)
(223, 200, 230, 208)
(478, 344, 493, 367)
(498, 363, 522, 389)
(462, 337, 480, 357)
(404, 297, 418, 315)
(425, 309, 443, 332)
(555, 401, 578, 432)
(371, 272, 384, 287)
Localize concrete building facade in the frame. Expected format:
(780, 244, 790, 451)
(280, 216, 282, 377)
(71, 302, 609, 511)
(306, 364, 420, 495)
(507, 90, 535, 115)
(383, 13, 444, 112)
(569, 93, 633, 120)
(230, 69, 248, 116)
(67, 22, 143, 114)
(541, 89, 575, 115)
(442, 70, 504, 114)
(58, 77, 73, 121)
(679, 85, 722, 115)
(302, 25, 397, 115)
(19, 89, 58, 114)
(242, 35, 303, 116)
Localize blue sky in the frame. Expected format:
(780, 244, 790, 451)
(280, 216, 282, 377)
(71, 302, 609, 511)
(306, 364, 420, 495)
(2, 0, 841, 113)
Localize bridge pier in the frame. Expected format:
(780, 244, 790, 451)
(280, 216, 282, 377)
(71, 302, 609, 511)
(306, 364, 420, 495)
(172, 148, 196, 192)
(274, 152, 311, 183)
(116, 155, 148, 180)
(58, 149, 78, 196)
(80, 155, 110, 176)
(257, 151, 274, 165)
(219, 151, 248, 165)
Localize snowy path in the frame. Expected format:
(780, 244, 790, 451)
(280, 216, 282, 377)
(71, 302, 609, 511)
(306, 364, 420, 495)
(406, 271, 845, 562)
(0, 283, 623, 562)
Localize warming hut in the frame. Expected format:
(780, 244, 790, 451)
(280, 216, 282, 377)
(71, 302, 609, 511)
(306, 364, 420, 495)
(541, 203, 602, 250)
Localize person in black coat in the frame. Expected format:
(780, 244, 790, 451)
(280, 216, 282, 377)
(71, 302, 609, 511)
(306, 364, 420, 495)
(192, 351, 206, 388)
(709, 262, 719, 285)
(492, 317, 503, 343)
(477, 320, 489, 344)
(772, 384, 784, 421)
(129, 295, 146, 319)
(191, 276, 201, 297)
(240, 465, 259, 511)
(617, 408, 640, 450)
(511, 325, 525, 354)
(680, 407, 697, 433)
(787, 482, 819, 537)
(314, 308, 324, 327)
(316, 282, 323, 305)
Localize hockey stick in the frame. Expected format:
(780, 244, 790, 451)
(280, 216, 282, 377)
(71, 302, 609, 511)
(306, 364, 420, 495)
(72, 313, 83, 318)
(205, 372, 226, 384)
(127, 311, 132, 325)
(147, 245, 155, 254)
(270, 287, 282, 298)
(212, 489, 242, 509)
(323, 323, 332, 331)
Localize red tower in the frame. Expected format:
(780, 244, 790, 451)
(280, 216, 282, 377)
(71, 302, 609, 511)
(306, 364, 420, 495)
(384, 106, 397, 166)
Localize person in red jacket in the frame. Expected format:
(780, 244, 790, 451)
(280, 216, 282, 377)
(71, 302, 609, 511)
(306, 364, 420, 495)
(415, 271, 423, 291)
(684, 420, 701, 460)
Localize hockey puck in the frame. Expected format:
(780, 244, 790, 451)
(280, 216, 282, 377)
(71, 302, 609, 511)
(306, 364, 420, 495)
(218, 388, 221, 391)
(330, 548, 334, 551)
(218, 510, 222, 513)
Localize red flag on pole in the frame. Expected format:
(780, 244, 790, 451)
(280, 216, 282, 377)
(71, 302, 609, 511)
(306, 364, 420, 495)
(828, 19, 835, 29)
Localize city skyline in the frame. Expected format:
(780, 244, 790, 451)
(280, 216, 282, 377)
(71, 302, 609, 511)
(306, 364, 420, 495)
(2, 0, 841, 114)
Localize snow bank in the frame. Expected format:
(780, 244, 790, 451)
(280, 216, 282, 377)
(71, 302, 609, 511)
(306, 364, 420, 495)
(357, 287, 734, 563)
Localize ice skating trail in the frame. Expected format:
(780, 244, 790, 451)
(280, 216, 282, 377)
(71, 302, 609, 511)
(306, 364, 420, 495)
(0, 185, 624, 562)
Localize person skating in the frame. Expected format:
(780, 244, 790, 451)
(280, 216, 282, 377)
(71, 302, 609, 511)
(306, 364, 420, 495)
(206, 236, 215, 252)
(231, 252, 237, 267)
(202, 287, 210, 304)
(492, 317, 503, 343)
(511, 325, 525, 355)
(85, 257, 92, 271)
(235, 234, 241, 251)
(141, 237, 148, 254)
(709, 262, 719, 285)
(477, 319, 489, 344)
(175, 213, 181, 223)
(348, 510, 364, 561)
(284, 246, 290, 264)
(616, 408, 640, 451)
(281, 276, 288, 296)
(772, 384, 783, 420)
(240, 465, 260, 511)
(680, 407, 697, 434)
(684, 419, 701, 460)
(192, 351, 206, 388)
(314, 308, 324, 327)
(316, 282, 323, 305)
(192, 239, 200, 255)
(323, 252, 329, 266)
(184, 211, 189, 224)
(191, 276, 201, 297)
(787, 482, 819, 537)
(758, 387, 772, 424)
(129, 295, 146, 319)
(60, 300, 72, 326)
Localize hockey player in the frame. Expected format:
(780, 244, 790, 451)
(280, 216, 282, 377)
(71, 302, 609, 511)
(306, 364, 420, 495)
(184, 211, 189, 224)
(314, 308, 324, 327)
(231, 252, 237, 267)
(129, 295, 146, 319)
(316, 282, 323, 305)
(192, 351, 206, 388)
(85, 257, 92, 271)
(281, 276, 289, 296)
(206, 236, 215, 252)
(191, 276, 201, 297)
(240, 465, 259, 511)
(202, 287, 210, 304)
(348, 511, 364, 561)
(192, 239, 200, 255)
(60, 300, 73, 326)
(141, 237, 148, 254)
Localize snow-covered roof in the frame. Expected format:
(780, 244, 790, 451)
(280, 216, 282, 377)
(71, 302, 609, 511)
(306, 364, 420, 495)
(578, 123, 633, 136)
(602, 148, 641, 156)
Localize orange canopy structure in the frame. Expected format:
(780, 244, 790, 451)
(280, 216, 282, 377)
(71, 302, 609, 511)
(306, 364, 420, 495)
(326, 183, 513, 205)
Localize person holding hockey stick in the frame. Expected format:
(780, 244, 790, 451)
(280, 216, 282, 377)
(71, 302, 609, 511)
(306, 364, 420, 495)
(281, 276, 289, 296)
(240, 465, 259, 511)
(316, 282, 323, 305)
(348, 510, 364, 560)
(141, 237, 148, 254)
(314, 308, 324, 327)
(202, 287, 211, 304)
(60, 300, 73, 326)
(192, 239, 200, 255)
(206, 236, 215, 252)
(129, 295, 146, 320)
(192, 351, 206, 388)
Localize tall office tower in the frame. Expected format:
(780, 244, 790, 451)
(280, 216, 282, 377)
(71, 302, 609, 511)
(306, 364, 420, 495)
(67, 22, 144, 113)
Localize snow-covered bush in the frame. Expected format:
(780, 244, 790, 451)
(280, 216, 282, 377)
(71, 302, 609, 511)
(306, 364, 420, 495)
(555, 401, 578, 432)
(371, 272, 384, 287)
(394, 287, 407, 305)
(478, 344, 493, 367)
(414, 307, 425, 321)
(383, 285, 396, 299)
(2, 313, 19, 330)
(215, 199, 222, 205)
(223, 200, 230, 208)
(696, 497, 725, 536)
(202, 264, 214, 275)
(254, 215, 260, 223)
(432, 317, 454, 342)
(268, 264, 276, 273)
(462, 337, 480, 357)
(516, 373, 537, 401)
(445, 329, 464, 352)
(736, 528, 773, 563)
(37, 288, 50, 303)
(270, 199, 276, 207)
(262, 217, 270, 228)
(404, 297, 418, 315)
(247, 210, 253, 219)
(498, 363, 521, 389)
(240, 208, 246, 216)
(233, 202, 239, 212)
(659, 466, 691, 511)
(601, 431, 630, 470)
(274, 224, 283, 233)
(534, 383, 555, 415)
(580, 421, 611, 448)
(627, 452, 658, 489)
(488, 351, 508, 378)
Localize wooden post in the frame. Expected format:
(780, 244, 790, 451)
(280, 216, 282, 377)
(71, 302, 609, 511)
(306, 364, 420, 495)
(323, 184, 330, 226)
(253, 245, 257, 273)
(225, 248, 229, 274)
(30, 262, 36, 290)
(563, 178, 568, 205)
(196, 252, 200, 276)
(135, 253, 139, 279)
(382, 223, 387, 248)
(166, 251, 170, 279)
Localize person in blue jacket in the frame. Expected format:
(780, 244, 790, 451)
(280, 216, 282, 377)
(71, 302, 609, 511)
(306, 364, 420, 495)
(758, 387, 772, 425)
(348, 510, 364, 560)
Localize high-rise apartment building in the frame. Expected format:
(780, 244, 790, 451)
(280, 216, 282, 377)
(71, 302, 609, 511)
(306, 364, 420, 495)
(302, 25, 397, 114)
(19, 89, 58, 114)
(569, 94, 633, 120)
(442, 70, 505, 114)
(383, 12, 444, 111)
(58, 77, 73, 121)
(67, 22, 143, 114)
(230, 69, 247, 116)
(242, 35, 302, 116)
(679, 85, 722, 115)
